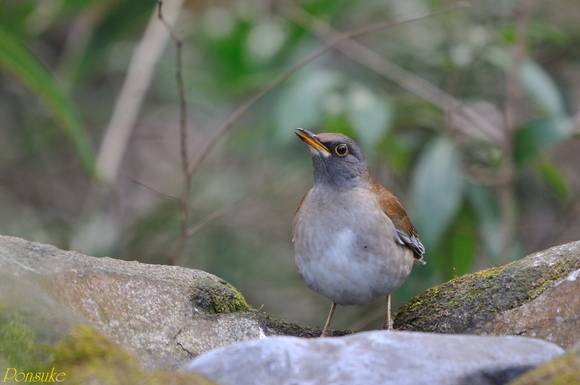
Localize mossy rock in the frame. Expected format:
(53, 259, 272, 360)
(0, 311, 44, 371)
(394, 242, 580, 333)
(0, 305, 213, 384)
(191, 277, 249, 315)
(0, 235, 335, 369)
(48, 325, 214, 385)
(508, 346, 580, 385)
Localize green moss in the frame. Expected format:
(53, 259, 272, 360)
(394, 250, 580, 332)
(191, 278, 250, 315)
(508, 349, 580, 385)
(0, 305, 215, 384)
(209, 285, 249, 314)
(0, 313, 213, 384)
(0, 311, 42, 370)
(48, 325, 213, 385)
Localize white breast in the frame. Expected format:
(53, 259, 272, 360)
(293, 186, 414, 306)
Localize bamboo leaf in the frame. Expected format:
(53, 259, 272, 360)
(411, 136, 464, 250)
(536, 160, 570, 199)
(346, 83, 393, 149)
(274, 69, 343, 142)
(467, 183, 501, 263)
(0, 24, 96, 176)
(515, 116, 571, 166)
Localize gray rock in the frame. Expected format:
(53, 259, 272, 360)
(0, 235, 322, 370)
(2, 234, 576, 382)
(182, 330, 564, 385)
(395, 241, 580, 348)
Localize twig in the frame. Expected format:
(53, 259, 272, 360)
(277, 1, 504, 146)
(172, 181, 284, 266)
(498, 0, 532, 263)
(128, 176, 181, 204)
(186, 181, 282, 238)
(157, 1, 188, 175)
(157, 1, 191, 265)
(96, 0, 185, 185)
(185, 1, 468, 179)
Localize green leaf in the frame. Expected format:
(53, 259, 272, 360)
(521, 59, 565, 115)
(485, 46, 571, 117)
(528, 22, 569, 46)
(449, 206, 477, 276)
(486, 47, 573, 164)
(63, 0, 99, 11)
(346, 83, 393, 149)
(411, 136, 464, 250)
(76, 0, 157, 80)
(515, 116, 571, 165)
(536, 160, 570, 199)
(274, 69, 343, 142)
(466, 183, 501, 263)
(321, 114, 354, 137)
(0, 24, 96, 176)
(499, 22, 569, 48)
(435, 204, 477, 280)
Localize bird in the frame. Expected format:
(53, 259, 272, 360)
(292, 128, 425, 337)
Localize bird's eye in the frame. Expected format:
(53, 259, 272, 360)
(335, 144, 348, 156)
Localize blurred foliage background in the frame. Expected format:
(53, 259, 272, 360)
(1, 0, 580, 331)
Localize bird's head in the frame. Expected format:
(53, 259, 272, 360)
(295, 128, 369, 189)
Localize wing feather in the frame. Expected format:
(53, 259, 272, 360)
(371, 179, 425, 264)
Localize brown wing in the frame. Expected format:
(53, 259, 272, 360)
(371, 179, 425, 263)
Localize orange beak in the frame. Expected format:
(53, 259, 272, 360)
(295, 128, 331, 155)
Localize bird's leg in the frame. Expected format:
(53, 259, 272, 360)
(382, 295, 393, 330)
(320, 302, 337, 337)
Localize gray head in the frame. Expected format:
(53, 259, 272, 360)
(295, 128, 369, 189)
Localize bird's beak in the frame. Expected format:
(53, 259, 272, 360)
(295, 128, 331, 155)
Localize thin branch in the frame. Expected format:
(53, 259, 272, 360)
(498, 0, 532, 263)
(128, 176, 181, 204)
(157, 0, 192, 265)
(172, 181, 283, 266)
(96, 0, 185, 185)
(185, 1, 469, 179)
(157, 1, 188, 175)
(277, 1, 504, 146)
(188, 181, 283, 239)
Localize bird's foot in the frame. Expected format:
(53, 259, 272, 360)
(320, 328, 332, 338)
(382, 320, 394, 331)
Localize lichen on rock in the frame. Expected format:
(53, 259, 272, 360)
(394, 241, 580, 336)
